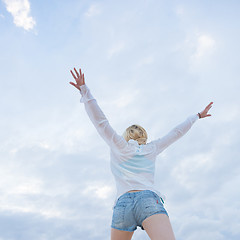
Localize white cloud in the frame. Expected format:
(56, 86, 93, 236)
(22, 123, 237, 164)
(216, 103, 239, 123)
(112, 90, 139, 108)
(2, 0, 36, 30)
(95, 186, 113, 199)
(0, 202, 63, 218)
(82, 183, 114, 200)
(175, 6, 185, 16)
(85, 3, 102, 17)
(194, 34, 216, 58)
(171, 152, 214, 190)
(135, 55, 155, 67)
(107, 41, 126, 58)
(184, 33, 216, 61)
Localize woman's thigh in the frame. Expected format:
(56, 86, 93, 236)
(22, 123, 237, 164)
(111, 228, 134, 240)
(142, 214, 175, 240)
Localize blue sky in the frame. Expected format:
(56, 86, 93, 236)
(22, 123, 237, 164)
(0, 0, 240, 239)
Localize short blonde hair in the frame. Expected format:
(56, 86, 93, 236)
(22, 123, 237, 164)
(123, 124, 148, 145)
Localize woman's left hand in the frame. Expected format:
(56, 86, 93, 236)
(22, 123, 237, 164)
(199, 102, 213, 118)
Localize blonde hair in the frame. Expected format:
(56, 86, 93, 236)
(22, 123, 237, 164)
(123, 124, 148, 145)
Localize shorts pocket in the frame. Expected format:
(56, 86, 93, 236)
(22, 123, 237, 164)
(151, 192, 164, 205)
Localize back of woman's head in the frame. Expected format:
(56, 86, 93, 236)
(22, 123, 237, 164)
(123, 124, 148, 145)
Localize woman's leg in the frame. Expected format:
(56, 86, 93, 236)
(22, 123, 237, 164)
(142, 214, 176, 240)
(111, 228, 134, 240)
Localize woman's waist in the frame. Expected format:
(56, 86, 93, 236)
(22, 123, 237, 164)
(127, 190, 143, 193)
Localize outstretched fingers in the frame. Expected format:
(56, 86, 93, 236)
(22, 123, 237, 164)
(69, 81, 80, 90)
(83, 73, 85, 85)
(69, 67, 85, 90)
(205, 102, 213, 112)
(74, 67, 80, 78)
(70, 70, 77, 79)
(206, 102, 213, 108)
(200, 102, 213, 118)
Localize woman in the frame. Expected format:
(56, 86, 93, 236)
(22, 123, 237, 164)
(69, 68, 213, 240)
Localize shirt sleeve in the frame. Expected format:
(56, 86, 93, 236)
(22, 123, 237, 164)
(152, 114, 199, 155)
(79, 84, 127, 151)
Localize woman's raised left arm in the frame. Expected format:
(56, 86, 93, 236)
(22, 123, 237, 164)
(153, 102, 214, 155)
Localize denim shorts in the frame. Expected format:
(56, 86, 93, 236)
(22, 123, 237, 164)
(111, 190, 168, 232)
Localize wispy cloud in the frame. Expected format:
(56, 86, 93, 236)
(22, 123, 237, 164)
(175, 5, 185, 16)
(2, 0, 36, 30)
(85, 3, 102, 17)
(107, 41, 126, 58)
(194, 34, 216, 58)
(112, 90, 139, 108)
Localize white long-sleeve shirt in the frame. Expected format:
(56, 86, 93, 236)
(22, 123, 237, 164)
(79, 85, 199, 206)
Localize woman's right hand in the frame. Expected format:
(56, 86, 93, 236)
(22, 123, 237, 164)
(69, 68, 85, 90)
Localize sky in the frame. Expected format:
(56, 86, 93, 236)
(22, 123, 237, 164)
(0, 0, 240, 239)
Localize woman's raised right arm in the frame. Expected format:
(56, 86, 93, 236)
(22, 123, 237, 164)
(69, 68, 127, 151)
